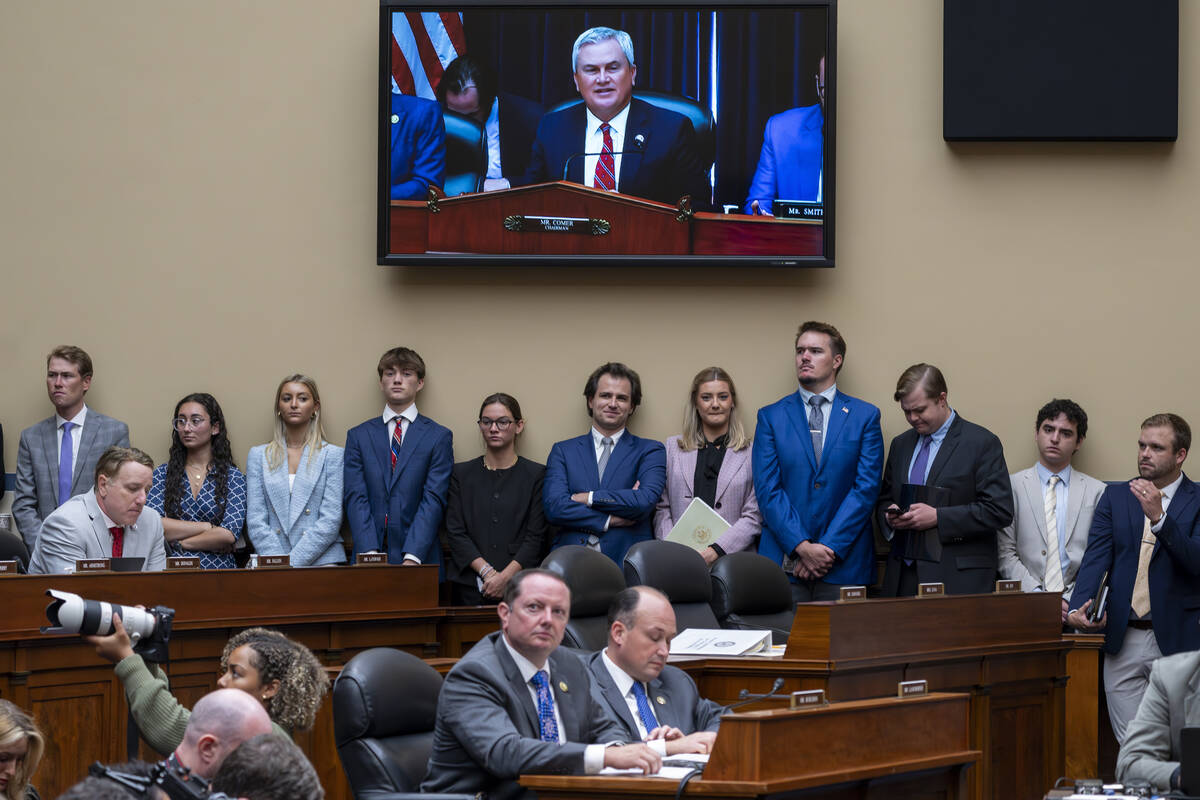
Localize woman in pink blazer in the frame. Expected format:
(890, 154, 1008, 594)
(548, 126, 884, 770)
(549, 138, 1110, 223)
(654, 367, 762, 565)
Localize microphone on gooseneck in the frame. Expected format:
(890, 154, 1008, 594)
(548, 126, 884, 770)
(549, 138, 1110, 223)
(724, 677, 786, 712)
(560, 134, 647, 181)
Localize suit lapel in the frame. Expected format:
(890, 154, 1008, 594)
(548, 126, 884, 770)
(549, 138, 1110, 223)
(74, 415, 102, 489)
(593, 658, 639, 737)
(1064, 470, 1086, 545)
(619, 100, 648, 192)
(389, 416, 429, 490)
(819, 392, 852, 469)
(365, 418, 391, 483)
(926, 417, 963, 486)
(1159, 477, 1197, 556)
(84, 492, 112, 555)
(568, 105, 588, 184)
(1187, 659, 1200, 728)
(647, 676, 676, 729)
(1022, 471, 1049, 543)
(287, 446, 324, 530)
(678, 445, 696, 499)
(783, 394, 817, 471)
(550, 651, 582, 741)
(497, 637, 540, 736)
(602, 433, 637, 489)
(262, 450, 291, 529)
(39, 419, 59, 495)
(715, 446, 747, 505)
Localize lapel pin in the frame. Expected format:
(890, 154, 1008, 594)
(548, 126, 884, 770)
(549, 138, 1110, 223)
(558, 680, 569, 693)
(655, 695, 666, 705)
(390, 114, 399, 124)
(841, 406, 849, 414)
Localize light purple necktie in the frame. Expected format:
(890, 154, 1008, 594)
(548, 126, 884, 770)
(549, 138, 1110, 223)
(58, 421, 74, 506)
(908, 435, 931, 486)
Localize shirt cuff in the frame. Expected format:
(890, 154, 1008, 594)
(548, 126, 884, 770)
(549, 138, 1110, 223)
(584, 743, 607, 774)
(1151, 513, 1166, 534)
(647, 737, 667, 756)
(602, 516, 611, 532)
(403, 553, 422, 564)
(587, 491, 595, 506)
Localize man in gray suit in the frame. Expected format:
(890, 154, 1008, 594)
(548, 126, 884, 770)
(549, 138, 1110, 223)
(1116, 648, 1200, 792)
(13, 345, 130, 550)
(587, 587, 723, 754)
(999, 399, 1106, 623)
(28, 446, 165, 574)
(422, 569, 660, 799)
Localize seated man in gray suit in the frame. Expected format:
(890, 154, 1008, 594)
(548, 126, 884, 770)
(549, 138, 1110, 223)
(422, 569, 660, 799)
(28, 446, 165, 574)
(587, 587, 723, 754)
(998, 399, 1106, 623)
(13, 345, 130, 551)
(1115, 647, 1200, 792)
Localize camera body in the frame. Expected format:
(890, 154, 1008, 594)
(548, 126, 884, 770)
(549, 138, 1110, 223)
(88, 758, 234, 800)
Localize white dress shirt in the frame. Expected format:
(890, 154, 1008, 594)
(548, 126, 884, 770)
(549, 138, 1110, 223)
(600, 649, 669, 755)
(583, 103, 631, 191)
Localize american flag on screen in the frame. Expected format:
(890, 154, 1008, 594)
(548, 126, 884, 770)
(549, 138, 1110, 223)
(390, 11, 466, 99)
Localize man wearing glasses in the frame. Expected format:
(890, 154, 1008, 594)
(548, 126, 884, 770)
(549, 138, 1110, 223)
(744, 55, 826, 215)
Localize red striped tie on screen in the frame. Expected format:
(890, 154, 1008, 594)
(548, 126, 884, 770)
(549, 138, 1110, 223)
(595, 123, 616, 191)
(390, 11, 466, 99)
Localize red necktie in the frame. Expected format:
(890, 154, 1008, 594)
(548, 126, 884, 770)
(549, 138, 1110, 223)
(109, 526, 124, 559)
(390, 419, 404, 470)
(594, 122, 616, 191)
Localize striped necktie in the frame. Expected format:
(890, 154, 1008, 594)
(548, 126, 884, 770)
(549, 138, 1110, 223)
(594, 123, 616, 191)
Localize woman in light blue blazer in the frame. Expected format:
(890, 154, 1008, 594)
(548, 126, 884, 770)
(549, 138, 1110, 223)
(246, 375, 345, 565)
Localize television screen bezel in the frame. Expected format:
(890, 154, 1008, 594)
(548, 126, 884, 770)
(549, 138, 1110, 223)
(377, 0, 836, 268)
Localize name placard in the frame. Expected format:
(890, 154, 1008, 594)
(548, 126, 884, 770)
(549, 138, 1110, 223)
(773, 200, 824, 220)
(0, 561, 19, 575)
(503, 215, 611, 236)
(167, 557, 201, 571)
(917, 582, 945, 597)
(258, 554, 291, 569)
(838, 585, 867, 602)
(789, 689, 828, 709)
(355, 552, 388, 566)
(76, 558, 111, 573)
(994, 579, 1022, 593)
(898, 680, 928, 698)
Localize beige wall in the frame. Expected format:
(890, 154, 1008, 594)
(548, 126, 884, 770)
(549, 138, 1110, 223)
(2, 1, 1196, 488)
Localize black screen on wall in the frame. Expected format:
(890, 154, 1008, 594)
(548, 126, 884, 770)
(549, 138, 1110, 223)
(944, 0, 1178, 141)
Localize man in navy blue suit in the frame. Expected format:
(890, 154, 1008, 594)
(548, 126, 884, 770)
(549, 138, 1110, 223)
(744, 56, 825, 216)
(343, 347, 452, 565)
(544, 362, 666, 565)
(754, 322, 883, 603)
(511, 27, 708, 208)
(389, 92, 446, 200)
(1068, 413, 1200, 744)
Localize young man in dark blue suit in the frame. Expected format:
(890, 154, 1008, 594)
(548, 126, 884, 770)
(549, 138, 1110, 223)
(511, 27, 708, 208)
(1068, 413, 1200, 744)
(544, 362, 666, 565)
(343, 347, 452, 565)
(754, 322, 883, 602)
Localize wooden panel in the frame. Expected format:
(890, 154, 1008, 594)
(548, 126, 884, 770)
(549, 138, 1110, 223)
(1064, 635, 1102, 779)
(388, 200, 428, 253)
(988, 693, 1049, 800)
(30, 679, 112, 800)
(691, 212, 823, 257)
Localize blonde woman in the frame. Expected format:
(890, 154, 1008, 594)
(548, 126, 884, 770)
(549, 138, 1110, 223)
(0, 700, 44, 800)
(246, 375, 345, 565)
(654, 367, 762, 565)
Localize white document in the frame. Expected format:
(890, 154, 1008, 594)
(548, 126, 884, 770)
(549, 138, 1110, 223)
(669, 628, 772, 656)
(665, 497, 730, 552)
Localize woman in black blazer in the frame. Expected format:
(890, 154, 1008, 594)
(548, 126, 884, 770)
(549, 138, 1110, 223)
(444, 393, 550, 605)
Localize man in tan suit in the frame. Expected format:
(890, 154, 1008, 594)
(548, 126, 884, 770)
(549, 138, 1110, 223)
(998, 399, 1105, 623)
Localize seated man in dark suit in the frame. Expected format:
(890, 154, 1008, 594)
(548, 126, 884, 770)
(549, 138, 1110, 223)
(436, 55, 543, 189)
(875, 363, 1014, 596)
(510, 26, 708, 208)
(588, 587, 722, 755)
(744, 55, 825, 215)
(389, 92, 446, 200)
(422, 569, 661, 799)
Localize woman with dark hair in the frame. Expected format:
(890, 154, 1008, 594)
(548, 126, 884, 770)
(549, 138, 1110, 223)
(444, 393, 549, 605)
(0, 700, 44, 800)
(148, 393, 246, 569)
(654, 367, 762, 565)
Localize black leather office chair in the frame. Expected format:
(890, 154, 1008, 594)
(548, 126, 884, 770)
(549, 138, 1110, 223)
(541, 545, 625, 650)
(332, 647, 474, 800)
(709, 552, 795, 644)
(440, 109, 485, 197)
(0, 531, 29, 571)
(546, 90, 716, 173)
(622, 540, 720, 631)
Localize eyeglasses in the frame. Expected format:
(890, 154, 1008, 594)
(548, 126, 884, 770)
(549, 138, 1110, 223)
(173, 416, 210, 430)
(477, 417, 515, 430)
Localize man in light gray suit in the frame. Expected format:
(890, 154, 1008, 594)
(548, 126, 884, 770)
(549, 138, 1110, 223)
(28, 447, 165, 574)
(13, 345, 130, 550)
(422, 569, 661, 800)
(587, 587, 723, 754)
(998, 399, 1106, 623)
(1115, 648, 1200, 792)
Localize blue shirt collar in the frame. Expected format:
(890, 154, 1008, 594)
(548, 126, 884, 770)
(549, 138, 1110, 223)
(797, 383, 837, 406)
(1035, 461, 1073, 487)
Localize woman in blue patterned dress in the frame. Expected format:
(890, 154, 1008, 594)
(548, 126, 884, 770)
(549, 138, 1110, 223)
(148, 393, 246, 569)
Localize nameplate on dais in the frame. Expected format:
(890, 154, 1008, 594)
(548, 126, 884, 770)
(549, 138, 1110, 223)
(898, 680, 928, 698)
(167, 557, 201, 571)
(789, 689, 828, 709)
(355, 553, 388, 566)
(994, 580, 1021, 593)
(76, 559, 111, 573)
(917, 582, 945, 597)
(838, 586, 867, 602)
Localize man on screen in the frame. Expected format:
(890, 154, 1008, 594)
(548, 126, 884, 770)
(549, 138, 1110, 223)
(511, 27, 708, 208)
(744, 55, 825, 216)
(390, 92, 446, 200)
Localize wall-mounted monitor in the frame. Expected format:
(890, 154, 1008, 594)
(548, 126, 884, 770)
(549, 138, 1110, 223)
(378, 0, 835, 267)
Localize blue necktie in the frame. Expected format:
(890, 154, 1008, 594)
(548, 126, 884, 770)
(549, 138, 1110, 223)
(908, 435, 931, 486)
(530, 670, 559, 743)
(58, 421, 75, 506)
(630, 681, 659, 734)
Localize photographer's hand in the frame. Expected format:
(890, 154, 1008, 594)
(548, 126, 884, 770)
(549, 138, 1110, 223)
(85, 613, 136, 663)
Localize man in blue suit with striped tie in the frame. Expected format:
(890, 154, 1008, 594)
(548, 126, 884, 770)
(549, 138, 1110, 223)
(343, 347, 452, 565)
(544, 362, 666, 565)
(755, 322, 884, 602)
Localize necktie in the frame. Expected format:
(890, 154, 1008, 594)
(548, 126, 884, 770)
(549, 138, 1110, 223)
(594, 123, 616, 191)
(109, 526, 124, 559)
(1131, 513, 1160, 618)
(58, 421, 75, 506)
(1042, 475, 1064, 593)
(389, 418, 403, 470)
(808, 395, 825, 463)
(597, 437, 614, 482)
(529, 670, 559, 743)
(908, 436, 932, 486)
(630, 681, 659, 735)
